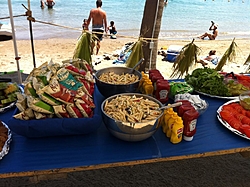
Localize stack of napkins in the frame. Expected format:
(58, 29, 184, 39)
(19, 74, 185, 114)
(175, 93, 208, 111)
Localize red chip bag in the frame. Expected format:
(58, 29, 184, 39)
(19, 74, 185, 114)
(66, 103, 83, 118)
(75, 99, 93, 118)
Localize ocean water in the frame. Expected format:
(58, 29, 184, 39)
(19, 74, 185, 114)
(0, 0, 250, 40)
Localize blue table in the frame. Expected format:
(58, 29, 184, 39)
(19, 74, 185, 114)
(0, 87, 250, 178)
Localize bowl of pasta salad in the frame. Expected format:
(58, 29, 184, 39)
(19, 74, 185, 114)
(101, 93, 164, 142)
(94, 67, 142, 98)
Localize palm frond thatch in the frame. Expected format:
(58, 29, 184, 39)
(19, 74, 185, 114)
(215, 38, 238, 71)
(244, 54, 250, 65)
(170, 39, 201, 78)
(73, 31, 94, 66)
(125, 39, 144, 69)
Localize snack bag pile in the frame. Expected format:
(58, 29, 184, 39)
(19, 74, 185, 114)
(14, 60, 95, 120)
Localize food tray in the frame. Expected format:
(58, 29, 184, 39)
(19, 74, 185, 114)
(195, 90, 238, 100)
(0, 122, 12, 160)
(217, 99, 250, 140)
(0, 86, 24, 113)
(7, 87, 103, 138)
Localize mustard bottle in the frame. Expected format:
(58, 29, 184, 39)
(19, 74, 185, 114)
(139, 71, 146, 92)
(143, 80, 154, 95)
(166, 112, 179, 137)
(170, 116, 184, 144)
(162, 108, 175, 133)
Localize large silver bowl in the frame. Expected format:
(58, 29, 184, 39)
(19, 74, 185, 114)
(101, 93, 164, 142)
(94, 67, 142, 98)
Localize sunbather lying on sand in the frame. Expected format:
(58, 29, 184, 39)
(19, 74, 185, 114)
(197, 50, 219, 67)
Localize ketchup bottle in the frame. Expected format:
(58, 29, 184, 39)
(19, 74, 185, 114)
(175, 100, 192, 113)
(155, 79, 170, 104)
(178, 104, 194, 117)
(182, 109, 199, 141)
(151, 74, 164, 90)
(149, 69, 161, 80)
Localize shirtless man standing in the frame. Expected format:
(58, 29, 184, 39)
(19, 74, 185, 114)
(86, 0, 108, 55)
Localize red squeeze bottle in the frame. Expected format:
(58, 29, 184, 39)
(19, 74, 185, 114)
(155, 79, 170, 104)
(149, 69, 161, 79)
(178, 104, 194, 117)
(175, 100, 192, 113)
(151, 74, 164, 92)
(182, 109, 199, 141)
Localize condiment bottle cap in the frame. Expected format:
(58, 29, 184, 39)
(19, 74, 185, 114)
(183, 136, 193, 141)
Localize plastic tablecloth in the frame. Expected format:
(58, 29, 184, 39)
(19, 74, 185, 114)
(0, 86, 250, 175)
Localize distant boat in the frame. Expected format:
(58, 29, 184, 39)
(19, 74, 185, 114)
(0, 22, 12, 42)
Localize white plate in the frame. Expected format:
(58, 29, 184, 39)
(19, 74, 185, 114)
(0, 85, 24, 113)
(216, 99, 250, 140)
(0, 121, 12, 160)
(195, 90, 238, 100)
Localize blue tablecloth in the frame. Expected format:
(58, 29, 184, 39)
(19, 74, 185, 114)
(0, 86, 249, 175)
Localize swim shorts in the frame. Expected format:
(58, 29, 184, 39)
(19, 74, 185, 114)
(92, 29, 104, 41)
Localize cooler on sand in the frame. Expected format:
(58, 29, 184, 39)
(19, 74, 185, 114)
(164, 45, 182, 62)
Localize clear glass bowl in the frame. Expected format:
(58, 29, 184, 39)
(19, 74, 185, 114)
(239, 91, 250, 110)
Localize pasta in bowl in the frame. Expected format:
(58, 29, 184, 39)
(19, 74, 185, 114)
(101, 93, 164, 142)
(94, 67, 142, 98)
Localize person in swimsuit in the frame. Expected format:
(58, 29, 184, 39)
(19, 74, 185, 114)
(86, 0, 108, 55)
(199, 21, 218, 40)
(198, 50, 219, 67)
(82, 19, 88, 31)
(109, 21, 117, 35)
(40, 0, 45, 9)
(45, 0, 55, 9)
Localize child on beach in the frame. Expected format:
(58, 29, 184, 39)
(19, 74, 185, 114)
(109, 21, 117, 39)
(82, 19, 88, 31)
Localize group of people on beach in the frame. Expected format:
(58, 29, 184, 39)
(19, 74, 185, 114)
(83, 0, 117, 55)
(84, 0, 218, 55)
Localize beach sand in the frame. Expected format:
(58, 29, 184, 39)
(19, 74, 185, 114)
(1, 37, 250, 78)
(1, 37, 250, 186)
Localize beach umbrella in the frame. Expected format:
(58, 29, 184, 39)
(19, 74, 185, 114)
(170, 39, 201, 78)
(7, 0, 22, 84)
(215, 38, 238, 71)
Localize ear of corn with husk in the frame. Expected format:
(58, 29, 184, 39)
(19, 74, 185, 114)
(125, 39, 144, 69)
(73, 31, 93, 66)
(215, 38, 238, 71)
(171, 39, 201, 78)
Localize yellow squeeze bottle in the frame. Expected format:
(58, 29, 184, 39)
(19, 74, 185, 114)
(170, 116, 184, 144)
(139, 71, 146, 92)
(166, 112, 178, 138)
(143, 80, 154, 95)
(162, 108, 175, 134)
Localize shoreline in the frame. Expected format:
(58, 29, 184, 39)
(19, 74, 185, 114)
(1, 37, 250, 80)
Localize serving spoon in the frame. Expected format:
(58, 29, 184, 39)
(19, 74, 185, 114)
(158, 102, 182, 111)
(129, 58, 144, 74)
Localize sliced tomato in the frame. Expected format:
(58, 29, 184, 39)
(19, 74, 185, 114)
(240, 124, 250, 138)
(220, 110, 233, 121)
(234, 113, 247, 122)
(245, 111, 250, 118)
(241, 117, 250, 125)
(228, 118, 242, 131)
